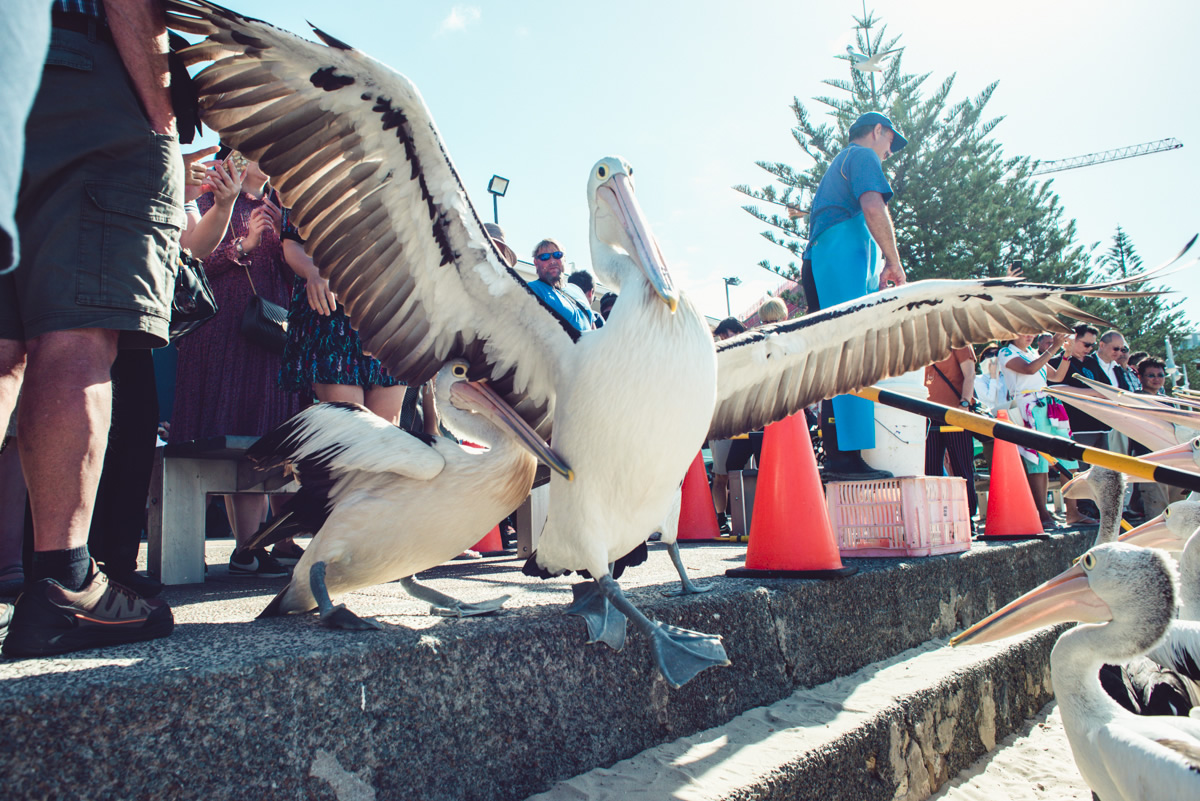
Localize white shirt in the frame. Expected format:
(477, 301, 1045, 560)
(998, 344, 1047, 400)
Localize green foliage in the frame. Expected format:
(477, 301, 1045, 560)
(736, 10, 1092, 290)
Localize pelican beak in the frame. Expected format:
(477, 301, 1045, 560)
(451, 380, 575, 481)
(598, 173, 678, 312)
(950, 561, 1112, 647)
(1141, 438, 1200, 474)
(1118, 514, 1178, 551)
(1048, 389, 1193, 452)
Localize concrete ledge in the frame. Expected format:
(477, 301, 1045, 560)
(0, 533, 1089, 800)
(529, 630, 1060, 801)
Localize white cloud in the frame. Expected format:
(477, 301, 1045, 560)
(439, 6, 481, 34)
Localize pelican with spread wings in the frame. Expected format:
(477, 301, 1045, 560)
(166, 0, 1186, 687)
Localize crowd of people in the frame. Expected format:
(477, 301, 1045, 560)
(0, 1, 618, 659)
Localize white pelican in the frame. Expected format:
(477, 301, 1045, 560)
(165, 0, 1189, 687)
(1060, 465, 1127, 546)
(952, 543, 1200, 800)
(245, 359, 572, 629)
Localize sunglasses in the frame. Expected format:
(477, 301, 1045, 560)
(1080, 342, 1096, 350)
(536, 251, 564, 262)
(1142, 372, 1165, 379)
(1112, 346, 1129, 353)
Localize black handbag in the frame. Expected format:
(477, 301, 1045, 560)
(239, 264, 288, 353)
(169, 250, 218, 341)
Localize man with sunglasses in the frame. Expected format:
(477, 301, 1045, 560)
(527, 239, 593, 333)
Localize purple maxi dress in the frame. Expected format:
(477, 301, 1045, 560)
(171, 191, 302, 442)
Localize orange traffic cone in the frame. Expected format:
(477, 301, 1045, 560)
(677, 450, 722, 541)
(469, 524, 508, 556)
(726, 412, 856, 578)
(977, 410, 1046, 540)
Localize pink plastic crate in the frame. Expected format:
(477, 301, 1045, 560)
(827, 476, 971, 557)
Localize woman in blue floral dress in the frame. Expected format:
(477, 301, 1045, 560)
(278, 218, 414, 424)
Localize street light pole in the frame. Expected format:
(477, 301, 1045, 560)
(487, 175, 509, 224)
(722, 276, 742, 316)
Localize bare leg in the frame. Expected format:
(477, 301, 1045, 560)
(314, 383, 365, 406)
(18, 329, 117, 552)
(363, 384, 408, 427)
(710, 473, 728, 515)
(225, 493, 269, 550)
(1027, 471, 1053, 524)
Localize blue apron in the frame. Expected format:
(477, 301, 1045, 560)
(810, 213, 881, 451)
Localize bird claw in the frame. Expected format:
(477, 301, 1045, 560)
(566, 582, 627, 651)
(661, 578, 713, 597)
(320, 604, 383, 631)
(647, 622, 730, 689)
(428, 595, 511, 618)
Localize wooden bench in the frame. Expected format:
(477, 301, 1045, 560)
(146, 436, 296, 585)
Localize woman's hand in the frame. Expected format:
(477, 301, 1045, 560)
(306, 275, 338, 316)
(181, 146, 218, 202)
(205, 160, 245, 209)
(242, 207, 274, 253)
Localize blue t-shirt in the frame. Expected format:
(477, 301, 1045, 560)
(803, 144, 893, 259)
(527, 279, 593, 332)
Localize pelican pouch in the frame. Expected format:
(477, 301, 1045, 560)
(239, 265, 288, 352)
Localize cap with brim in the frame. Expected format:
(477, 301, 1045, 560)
(483, 222, 517, 267)
(852, 111, 908, 152)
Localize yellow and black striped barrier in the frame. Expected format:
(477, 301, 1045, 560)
(852, 386, 1200, 494)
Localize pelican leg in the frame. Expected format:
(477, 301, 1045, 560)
(399, 575, 510, 618)
(595, 574, 729, 688)
(566, 581, 627, 651)
(310, 562, 382, 631)
(661, 541, 713, 596)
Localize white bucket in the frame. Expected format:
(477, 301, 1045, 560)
(862, 369, 928, 477)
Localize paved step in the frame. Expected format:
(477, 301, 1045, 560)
(0, 533, 1090, 800)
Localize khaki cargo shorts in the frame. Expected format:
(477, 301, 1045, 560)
(0, 27, 183, 349)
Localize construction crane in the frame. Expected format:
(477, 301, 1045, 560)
(1032, 137, 1183, 175)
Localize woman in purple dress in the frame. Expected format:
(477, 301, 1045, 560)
(173, 152, 303, 576)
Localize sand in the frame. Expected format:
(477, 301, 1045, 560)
(931, 701, 1093, 801)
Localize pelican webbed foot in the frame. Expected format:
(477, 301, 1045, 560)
(661, 541, 713, 596)
(596, 575, 729, 688)
(310, 562, 383, 631)
(566, 581, 627, 650)
(399, 575, 510, 618)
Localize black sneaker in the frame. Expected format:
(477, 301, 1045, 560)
(2, 562, 173, 658)
(823, 451, 894, 482)
(229, 548, 288, 578)
(103, 569, 164, 599)
(269, 542, 305, 568)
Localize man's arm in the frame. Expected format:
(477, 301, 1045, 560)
(860, 191, 905, 288)
(105, 0, 175, 136)
(957, 358, 976, 405)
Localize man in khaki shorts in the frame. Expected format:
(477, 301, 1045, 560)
(0, 0, 181, 657)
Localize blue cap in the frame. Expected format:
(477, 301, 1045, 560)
(852, 112, 908, 152)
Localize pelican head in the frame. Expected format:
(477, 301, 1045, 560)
(951, 542, 1176, 656)
(587, 156, 678, 312)
(434, 359, 574, 480)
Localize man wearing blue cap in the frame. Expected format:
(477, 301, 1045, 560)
(801, 111, 908, 480)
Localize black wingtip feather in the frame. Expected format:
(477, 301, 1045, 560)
(309, 23, 355, 50)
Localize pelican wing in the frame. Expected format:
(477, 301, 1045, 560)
(1047, 389, 1200, 450)
(1147, 623, 1200, 683)
(166, 0, 577, 437)
(710, 277, 1135, 440)
(246, 402, 445, 482)
(1096, 719, 1200, 801)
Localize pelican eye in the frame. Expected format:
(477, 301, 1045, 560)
(452, 364, 467, 378)
(597, 164, 607, 179)
(1081, 552, 1097, 570)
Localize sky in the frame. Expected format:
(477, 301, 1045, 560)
(187, 0, 1200, 332)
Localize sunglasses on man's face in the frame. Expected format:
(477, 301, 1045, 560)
(1112, 346, 1129, 353)
(1080, 342, 1096, 350)
(537, 251, 564, 262)
(1143, 372, 1166, 379)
